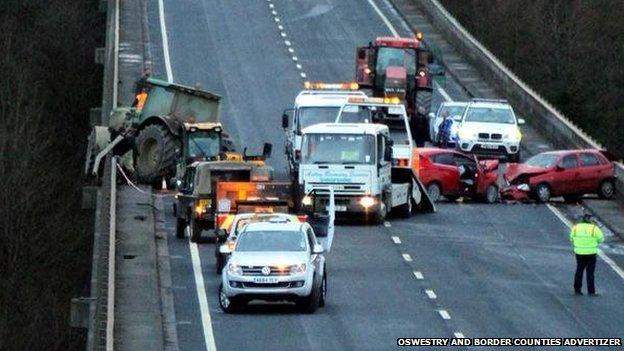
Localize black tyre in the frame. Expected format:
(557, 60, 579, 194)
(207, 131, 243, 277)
(509, 151, 521, 163)
(426, 182, 442, 202)
(598, 179, 615, 199)
(485, 184, 500, 204)
(534, 183, 551, 203)
(219, 284, 243, 313)
(190, 217, 202, 243)
(175, 218, 186, 239)
(297, 276, 321, 314)
(397, 191, 413, 218)
(134, 124, 181, 184)
(370, 202, 387, 225)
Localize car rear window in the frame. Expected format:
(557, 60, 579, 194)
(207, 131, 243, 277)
(580, 153, 601, 167)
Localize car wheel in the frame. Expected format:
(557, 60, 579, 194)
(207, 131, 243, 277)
(175, 218, 186, 239)
(219, 284, 242, 313)
(190, 217, 202, 243)
(298, 276, 321, 314)
(319, 272, 327, 308)
(598, 179, 615, 199)
(534, 183, 551, 203)
(426, 183, 441, 202)
(485, 184, 500, 204)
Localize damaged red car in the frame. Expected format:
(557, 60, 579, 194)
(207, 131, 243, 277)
(418, 148, 500, 203)
(502, 149, 616, 202)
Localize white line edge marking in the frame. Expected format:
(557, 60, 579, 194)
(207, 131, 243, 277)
(391, 236, 401, 244)
(402, 253, 412, 262)
(157, 0, 173, 82)
(190, 241, 218, 351)
(454, 332, 465, 338)
(547, 204, 624, 281)
(413, 271, 424, 279)
(439, 309, 451, 319)
(368, 0, 453, 101)
(159, 1, 216, 349)
(425, 289, 437, 299)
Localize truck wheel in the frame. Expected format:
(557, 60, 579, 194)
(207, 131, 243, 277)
(190, 217, 202, 243)
(397, 192, 413, 218)
(297, 275, 321, 314)
(175, 218, 186, 239)
(598, 179, 615, 199)
(219, 284, 242, 313)
(134, 124, 181, 185)
(370, 202, 387, 225)
(319, 272, 327, 307)
(485, 184, 500, 204)
(534, 183, 551, 203)
(426, 183, 441, 202)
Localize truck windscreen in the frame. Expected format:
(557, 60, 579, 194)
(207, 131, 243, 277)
(188, 131, 220, 159)
(297, 107, 341, 130)
(301, 133, 375, 165)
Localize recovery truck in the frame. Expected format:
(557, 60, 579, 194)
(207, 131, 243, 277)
(173, 144, 273, 242)
(85, 78, 236, 185)
(355, 35, 435, 146)
(297, 98, 435, 224)
(282, 82, 366, 180)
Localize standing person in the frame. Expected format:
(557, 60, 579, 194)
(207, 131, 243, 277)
(570, 214, 604, 295)
(437, 110, 452, 147)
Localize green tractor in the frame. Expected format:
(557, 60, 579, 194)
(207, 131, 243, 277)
(85, 78, 234, 185)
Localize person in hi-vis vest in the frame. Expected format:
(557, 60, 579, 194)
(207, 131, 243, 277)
(569, 214, 604, 295)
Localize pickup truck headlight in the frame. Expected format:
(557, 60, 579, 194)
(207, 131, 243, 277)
(227, 263, 242, 276)
(289, 263, 307, 274)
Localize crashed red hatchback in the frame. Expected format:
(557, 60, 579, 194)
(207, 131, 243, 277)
(502, 149, 616, 202)
(418, 148, 500, 203)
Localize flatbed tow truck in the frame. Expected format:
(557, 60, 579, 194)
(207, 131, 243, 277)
(297, 97, 435, 223)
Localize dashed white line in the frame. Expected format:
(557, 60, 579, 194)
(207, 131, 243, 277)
(292, 56, 298, 61)
(402, 253, 412, 262)
(284, 40, 291, 46)
(547, 204, 624, 281)
(271, 10, 277, 15)
(268, 3, 274, 8)
(391, 236, 401, 244)
(296, 64, 302, 70)
(454, 332, 465, 338)
(274, 17, 280, 23)
(278, 24, 283, 30)
(288, 48, 294, 53)
(438, 310, 451, 320)
(413, 271, 424, 280)
(383, 221, 392, 227)
(280, 32, 287, 38)
(425, 289, 437, 299)
(300, 72, 307, 78)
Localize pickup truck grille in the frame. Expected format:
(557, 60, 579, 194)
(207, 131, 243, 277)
(241, 266, 290, 276)
(241, 282, 293, 288)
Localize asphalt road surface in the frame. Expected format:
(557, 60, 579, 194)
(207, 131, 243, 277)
(146, 0, 624, 350)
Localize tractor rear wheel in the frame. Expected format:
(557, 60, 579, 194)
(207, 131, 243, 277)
(134, 124, 181, 185)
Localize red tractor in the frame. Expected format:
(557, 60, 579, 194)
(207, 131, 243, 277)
(355, 36, 433, 146)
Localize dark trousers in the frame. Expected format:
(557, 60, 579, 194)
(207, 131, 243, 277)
(574, 254, 597, 294)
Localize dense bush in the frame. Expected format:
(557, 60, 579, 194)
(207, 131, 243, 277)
(0, 0, 103, 349)
(439, 0, 624, 157)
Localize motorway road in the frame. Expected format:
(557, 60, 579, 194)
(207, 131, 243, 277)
(145, 0, 624, 350)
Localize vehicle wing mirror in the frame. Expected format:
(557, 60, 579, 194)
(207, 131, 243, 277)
(517, 118, 526, 125)
(216, 229, 228, 243)
(262, 143, 273, 159)
(384, 145, 393, 162)
(282, 113, 289, 129)
(555, 164, 565, 171)
(312, 243, 324, 254)
(219, 243, 233, 254)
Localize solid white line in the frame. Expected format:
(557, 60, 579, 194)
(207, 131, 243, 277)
(425, 289, 437, 299)
(157, 0, 173, 82)
(402, 253, 412, 262)
(413, 271, 424, 279)
(189, 241, 217, 351)
(365, 0, 399, 37)
(391, 236, 401, 244)
(454, 332, 465, 338)
(112, 0, 120, 108)
(546, 204, 624, 281)
(439, 309, 451, 319)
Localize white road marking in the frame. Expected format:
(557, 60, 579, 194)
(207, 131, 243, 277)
(547, 204, 624, 281)
(367, 0, 453, 101)
(284, 40, 291, 46)
(157, 0, 173, 82)
(271, 10, 277, 15)
(269, 3, 274, 8)
(425, 289, 437, 299)
(281, 32, 287, 38)
(292, 56, 298, 61)
(278, 24, 283, 30)
(413, 271, 424, 279)
(438, 309, 451, 319)
(178, 320, 192, 325)
(454, 332, 465, 338)
(189, 241, 218, 351)
(391, 236, 401, 244)
(274, 17, 280, 23)
(288, 48, 295, 53)
(383, 221, 392, 227)
(296, 64, 302, 70)
(300, 72, 307, 78)
(402, 253, 412, 262)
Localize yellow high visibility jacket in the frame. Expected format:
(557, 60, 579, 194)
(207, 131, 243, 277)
(569, 222, 604, 255)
